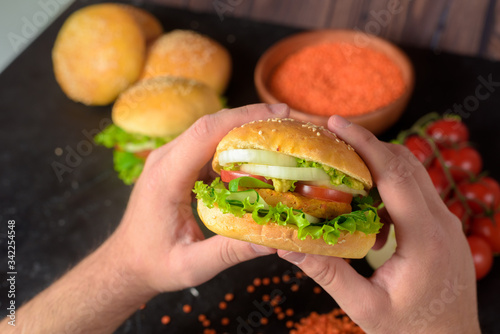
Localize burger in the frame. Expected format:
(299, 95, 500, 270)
(95, 76, 222, 184)
(193, 118, 382, 258)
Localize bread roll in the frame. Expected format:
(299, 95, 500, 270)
(140, 30, 232, 94)
(119, 5, 163, 44)
(197, 200, 376, 259)
(52, 4, 146, 106)
(112, 76, 222, 137)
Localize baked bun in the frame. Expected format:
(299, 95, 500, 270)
(119, 5, 163, 44)
(197, 201, 376, 258)
(112, 76, 222, 137)
(140, 30, 232, 94)
(213, 118, 372, 189)
(52, 4, 146, 106)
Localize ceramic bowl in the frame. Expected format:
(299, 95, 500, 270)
(254, 29, 414, 135)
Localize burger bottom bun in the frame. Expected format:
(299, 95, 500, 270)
(197, 200, 376, 259)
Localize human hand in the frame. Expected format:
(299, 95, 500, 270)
(110, 104, 289, 294)
(278, 115, 481, 333)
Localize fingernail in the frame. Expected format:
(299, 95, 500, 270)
(281, 251, 306, 265)
(330, 115, 351, 128)
(268, 103, 289, 116)
(251, 243, 276, 255)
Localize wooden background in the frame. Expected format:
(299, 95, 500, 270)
(149, 0, 500, 60)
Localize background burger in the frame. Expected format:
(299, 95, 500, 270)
(194, 118, 382, 258)
(95, 76, 222, 184)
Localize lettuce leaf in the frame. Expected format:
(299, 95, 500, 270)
(193, 178, 382, 246)
(295, 158, 364, 190)
(94, 124, 173, 150)
(113, 151, 145, 185)
(95, 124, 177, 185)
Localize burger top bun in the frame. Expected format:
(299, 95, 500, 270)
(112, 76, 222, 138)
(140, 30, 232, 94)
(197, 198, 376, 258)
(213, 118, 372, 189)
(52, 4, 146, 106)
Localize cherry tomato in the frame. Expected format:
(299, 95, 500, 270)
(480, 177, 500, 209)
(294, 183, 353, 203)
(471, 212, 500, 253)
(437, 146, 482, 182)
(467, 235, 493, 280)
(220, 170, 272, 186)
(404, 135, 434, 164)
(458, 180, 499, 215)
(426, 119, 469, 148)
(447, 198, 471, 233)
(427, 166, 450, 199)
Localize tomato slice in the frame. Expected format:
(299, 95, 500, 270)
(220, 170, 273, 185)
(295, 183, 353, 203)
(134, 150, 152, 159)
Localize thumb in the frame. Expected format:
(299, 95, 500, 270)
(183, 236, 276, 284)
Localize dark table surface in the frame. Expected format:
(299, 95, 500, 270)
(1, 1, 500, 333)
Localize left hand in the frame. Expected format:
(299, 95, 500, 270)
(109, 104, 289, 294)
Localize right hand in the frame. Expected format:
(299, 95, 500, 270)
(279, 115, 480, 334)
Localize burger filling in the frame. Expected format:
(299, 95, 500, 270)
(95, 124, 176, 184)
(194, 149, 382, 246)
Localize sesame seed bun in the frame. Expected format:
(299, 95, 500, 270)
(213, 118, 372, 189)
(140, 30, 232, 94)
(119, 5, 163, 44)
(52, 4, 146, 106)
(197, 200, 376, 259)
(112, 76, 222, 138)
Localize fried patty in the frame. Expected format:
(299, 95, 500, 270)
(255, 188, 351, 219)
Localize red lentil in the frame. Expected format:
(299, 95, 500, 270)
(262, 294, 270, 302)
(286, 308, 294, 317)
(202, 319, 211, 327)
(289, 309, 365, 334)
(282, 274, 291, 283)
(291, 284, 299, 292)
(198, 314, 206, 322)
(313, 286, 322, 294)
(247, 285, 255, 293)
(262, 277, 271, 286)
(277, 312, 286, 320)
(160, 315, 170, 325)
(182, 304, 192, 313)
(221, 317, 230, 326)
(219, 301, 227, 310)
(224, 293, 234, 302)
(272, 276, 281, 284)
(270, 42, 405, 117)
(261, 317, 269, 325)
(253, 278, 262, 286)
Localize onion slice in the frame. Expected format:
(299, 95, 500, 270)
(240, 164, 330, 182)
(218, 149, 297, 167)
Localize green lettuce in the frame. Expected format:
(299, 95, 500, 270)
(94, 124, 176, 185)
(296, 158, 364, 190)
(193, 178, 382, 246)
(113, 151, 144, 185)
(94, 124, 173, 150)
